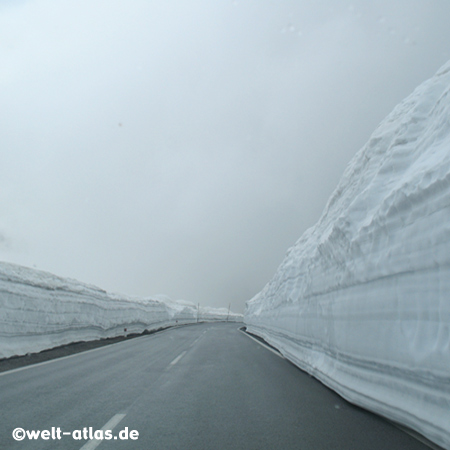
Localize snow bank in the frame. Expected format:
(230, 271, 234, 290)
(245, 61, 450, 449)
(0, 262, 242, 359)
(154, 296, 242, 323)
(198, 306, 240, 322)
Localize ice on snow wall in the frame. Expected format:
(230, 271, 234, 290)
(245, 61, 450, 449)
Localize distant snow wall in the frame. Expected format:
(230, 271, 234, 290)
(245, 61, 450, 449)
(0, 262, 242, 359)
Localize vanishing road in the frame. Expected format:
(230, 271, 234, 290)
(0, 322, 432, 449)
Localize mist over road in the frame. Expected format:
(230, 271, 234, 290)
(0, 323, 430, 449)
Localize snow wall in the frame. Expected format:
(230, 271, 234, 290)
(0, 262, 242, 360)
(245, 61, 450, 449)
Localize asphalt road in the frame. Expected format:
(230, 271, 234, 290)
(0, 322, 432, 450)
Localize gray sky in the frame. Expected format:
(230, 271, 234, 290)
(1, 0, 450, 313)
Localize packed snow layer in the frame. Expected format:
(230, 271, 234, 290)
(0, 262, 242, 359)
(245, 61, 450, 449)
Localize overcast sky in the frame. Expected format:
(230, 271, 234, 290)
(1, 0, 450, 313)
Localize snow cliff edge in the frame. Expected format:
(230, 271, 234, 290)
(245, 61, 450, 449)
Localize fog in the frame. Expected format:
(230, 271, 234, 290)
(1, 0, 450, 313)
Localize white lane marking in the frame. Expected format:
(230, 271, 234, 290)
(189, 331, 206, 348)
(169, 350, 187, 366)
(79, 413, 126, 450)
(239, 329, 285, 359)
(0, 324, 206, 378)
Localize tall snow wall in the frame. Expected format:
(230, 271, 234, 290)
(245, 61, 450, 449)
(0, 262, 242, 359)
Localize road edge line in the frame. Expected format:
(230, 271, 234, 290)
(238, 328, 285, 359)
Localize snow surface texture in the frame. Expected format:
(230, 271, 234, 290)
(0, 262, 242, 360)
(245, 61, 450, 449)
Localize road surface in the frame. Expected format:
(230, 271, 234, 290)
(0, 322, 433, 449)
